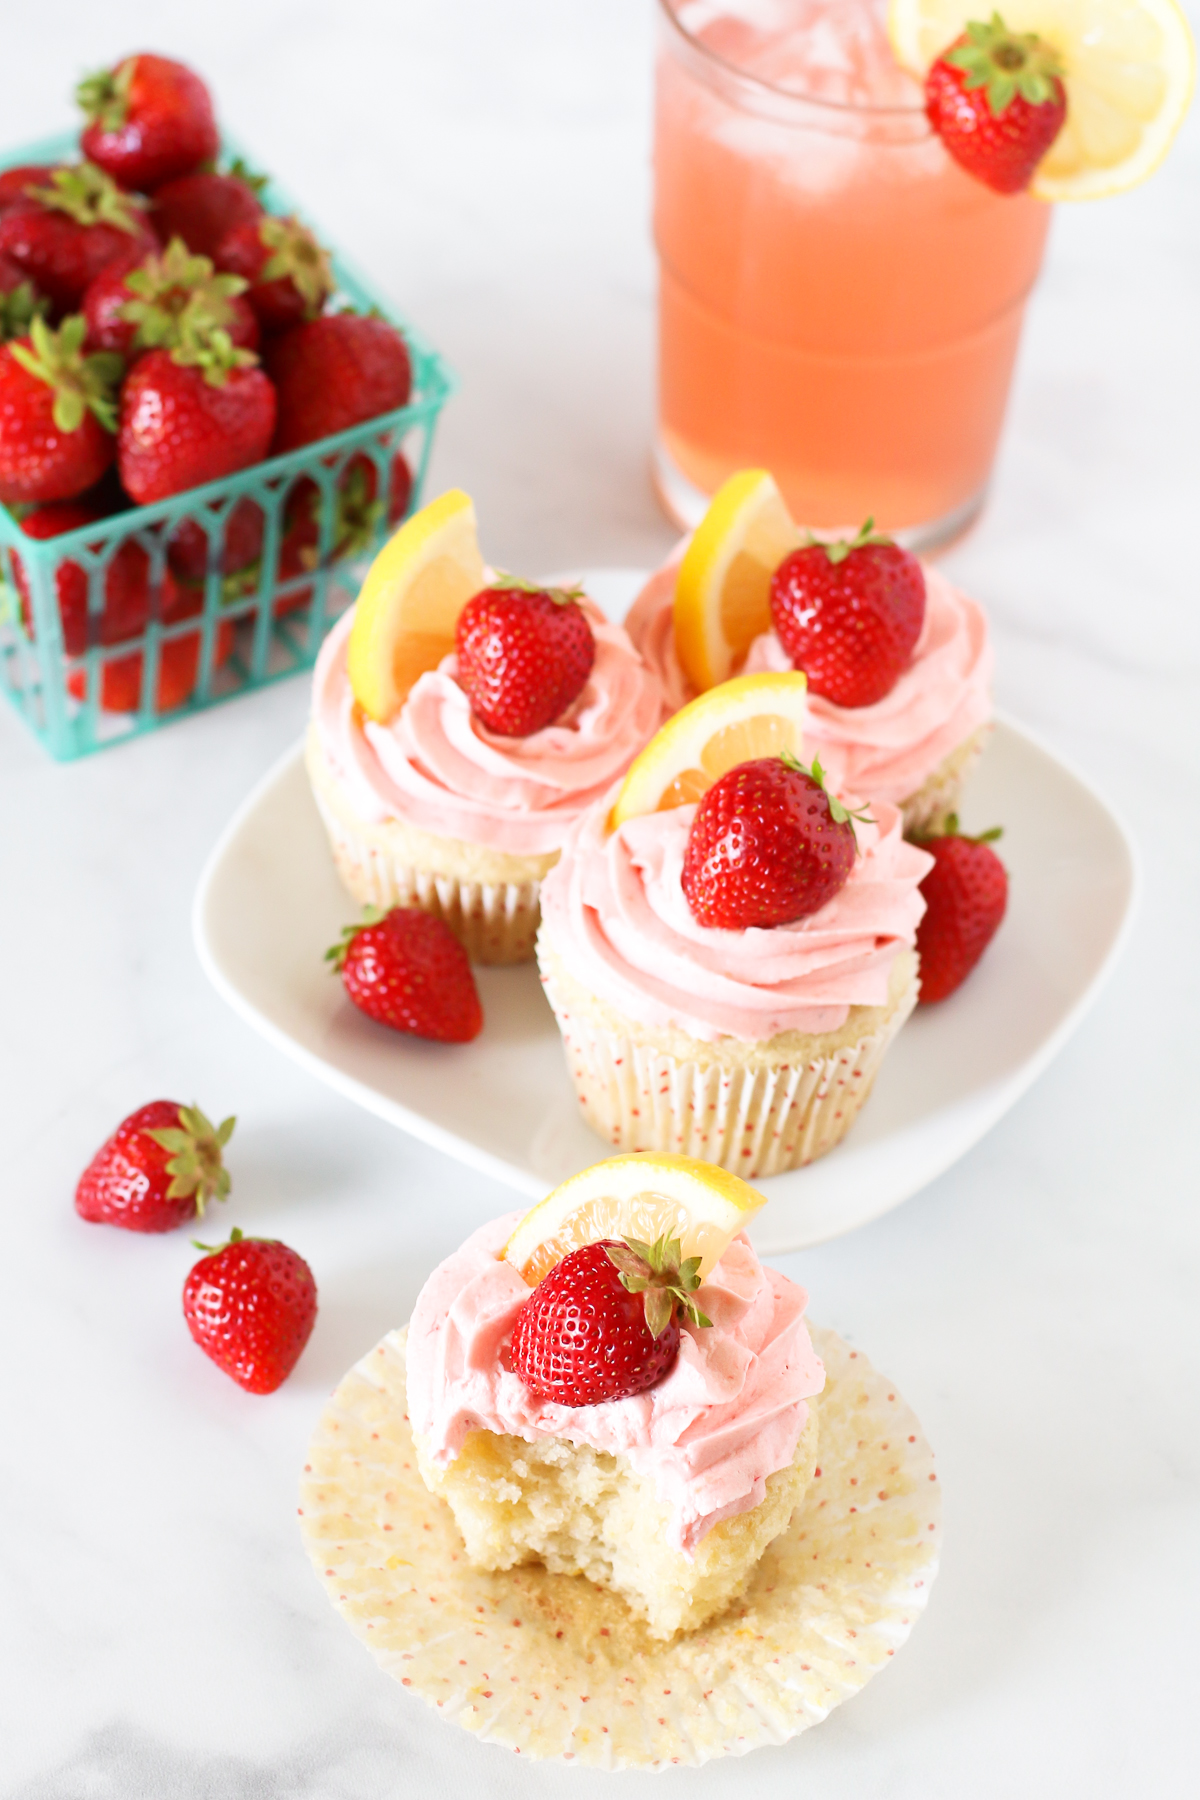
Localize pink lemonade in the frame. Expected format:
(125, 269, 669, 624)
(654, 0, 1053, 540)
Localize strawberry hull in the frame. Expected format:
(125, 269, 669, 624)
(0, 127, 455, 761)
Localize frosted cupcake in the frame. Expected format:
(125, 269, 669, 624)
(299, 1155, 942, 1766)
(626, 471, 992, 838)
(536, 677, 933, 1176)
(306, 491, 662, 962)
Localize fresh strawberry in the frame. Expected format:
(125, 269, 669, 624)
(769, 519, 926, 708)
(117, 334, 275, 504)
(152, 163, 266, 259)
(183, 1228, 317, 1395)
(83, 236, 258, 358)
(265, 313, 412, 452)
(66, 610, 236, 714)
(9, 496, 171, 656)
(77, 53, 219, 194)
(215, 214, 334, 333)
(168, 496, 265, 587)
(327, 906, 483, 1042)
(914, 819, 1008, 1002)
(925, 15, 1066, 196)
(0, 255, 47, 342)
(75, 1100, 234, 1233)
(681, 753, 866, 930)
(0, 316, 121, 505)
(0, 164, 156, 314)
(510, 1234, 711, 1407)
(454, 580, 596, 738)
(0, 165, 58, 214)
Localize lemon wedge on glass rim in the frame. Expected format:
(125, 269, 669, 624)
(674, 468, 801, 694)
(888, 0, 1195, 201)
(346, 487, 486, 723)
(503, 1152, 767, 1286)
(608, 669, 808, 830)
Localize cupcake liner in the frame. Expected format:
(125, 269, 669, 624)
(313, 792, 542, 965)
(299, 1324, 940, 1769)
(540, 966, 918, 1179)
(900, 727, 988, 840)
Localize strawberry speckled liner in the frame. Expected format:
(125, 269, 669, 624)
(298, 1324, 940, 1769)
(538, 959, 918, 1179)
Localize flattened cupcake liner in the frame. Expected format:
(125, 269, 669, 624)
(539, 966, 918, 1179)
(299, 1325, 940, 1769)
(899, 726, 988, 840)
(313, 794, 542, 965)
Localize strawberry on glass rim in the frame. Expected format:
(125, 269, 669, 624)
(889, 0, 1195, 201)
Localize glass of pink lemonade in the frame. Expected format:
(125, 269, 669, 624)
(653, 0, 1054, 546)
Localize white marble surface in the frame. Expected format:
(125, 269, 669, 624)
(2, 2, 1198, 1794)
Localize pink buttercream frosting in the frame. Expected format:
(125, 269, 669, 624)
(539, 793, 932, 1040)
(406, 1212, 825, 1555)
(310, 596, 663, 857)
(624, 545, 992, 806)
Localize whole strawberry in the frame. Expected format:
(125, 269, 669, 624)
(152, 164, 266, 259)
(118, 333, 276, 504)
(511, 1234, 711, 1407)
(75, 1100, 234, 1233)
(11, 496, 169, 655)
(682, 753, 865, 930)
(327, 906, 483, 1042)
(215, 214, 334, 333)
(926, 15, 1066, 196)
(265, 313, 412, 452)
(0, 164, 156, 313)
(84, 237, 259, 358)
(183, 1229, 317, 1395)
(770, 520, 926, 708)
(915, 819, 1008, 1003)
(455, 580, 596, 737)
(168, 495, 265, 587)
(77, 53, 219, 193)
(0, 316, 121, 505)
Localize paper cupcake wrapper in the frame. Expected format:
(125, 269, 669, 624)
(313, 796, 541, 965)
(540, 970, 917, 1178)
(299, 1324, 940, 1769)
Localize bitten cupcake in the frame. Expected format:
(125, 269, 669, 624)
(306, 490, 662, 962)
(625, 470, 992, 837)
(536, 675, 934, 1177)
(299, 1155, 942, 1767)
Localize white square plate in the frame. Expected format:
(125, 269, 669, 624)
(193, 569, 1137, 1252)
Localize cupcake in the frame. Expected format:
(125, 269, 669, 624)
(626, 471, 992, 838)
(536, 678, 933, 1177)
(299, 1155, 941, 1767)
(306, 490, 662, 963)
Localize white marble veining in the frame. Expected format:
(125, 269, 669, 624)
(1, 2, 1198, 1794)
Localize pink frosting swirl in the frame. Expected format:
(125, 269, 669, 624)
(624, 545, 992, 805)
(539, 794, 932, 1040)
(311, 597, 663, 857)
(406, 1212, 825, 1555)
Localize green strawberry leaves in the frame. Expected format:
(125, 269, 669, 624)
(257, 215, 335, 316)
(780, 748, 875, 841)
(9, 315, 123, 433)
(144, 1103, 236, 1217)
(325, 906, 386, 973)
(604, 1232, 713, 1339)
(946, 14, 1065, 118)
(27, 161, 148, 235)
(76, 61, 135, 132)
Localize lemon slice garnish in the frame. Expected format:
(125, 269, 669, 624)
(674, 468, 801, 694)
(346, 488, 486, 723)
(608, 670, 808, 831)
(887, 0, 1195, 201)
(504, 1152, 768, 1285)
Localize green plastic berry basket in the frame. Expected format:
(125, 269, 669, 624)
(0, 130, 455, 760)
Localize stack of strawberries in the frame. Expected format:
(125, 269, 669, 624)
(0, 52, 415, 711)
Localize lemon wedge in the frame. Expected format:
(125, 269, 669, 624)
(674, 469, 801, 694)
(504, 1152, 767, 1285)
(887, 0, 1195, 200)
(608, 670, 808, 830)
(346, 488, 486, 723)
